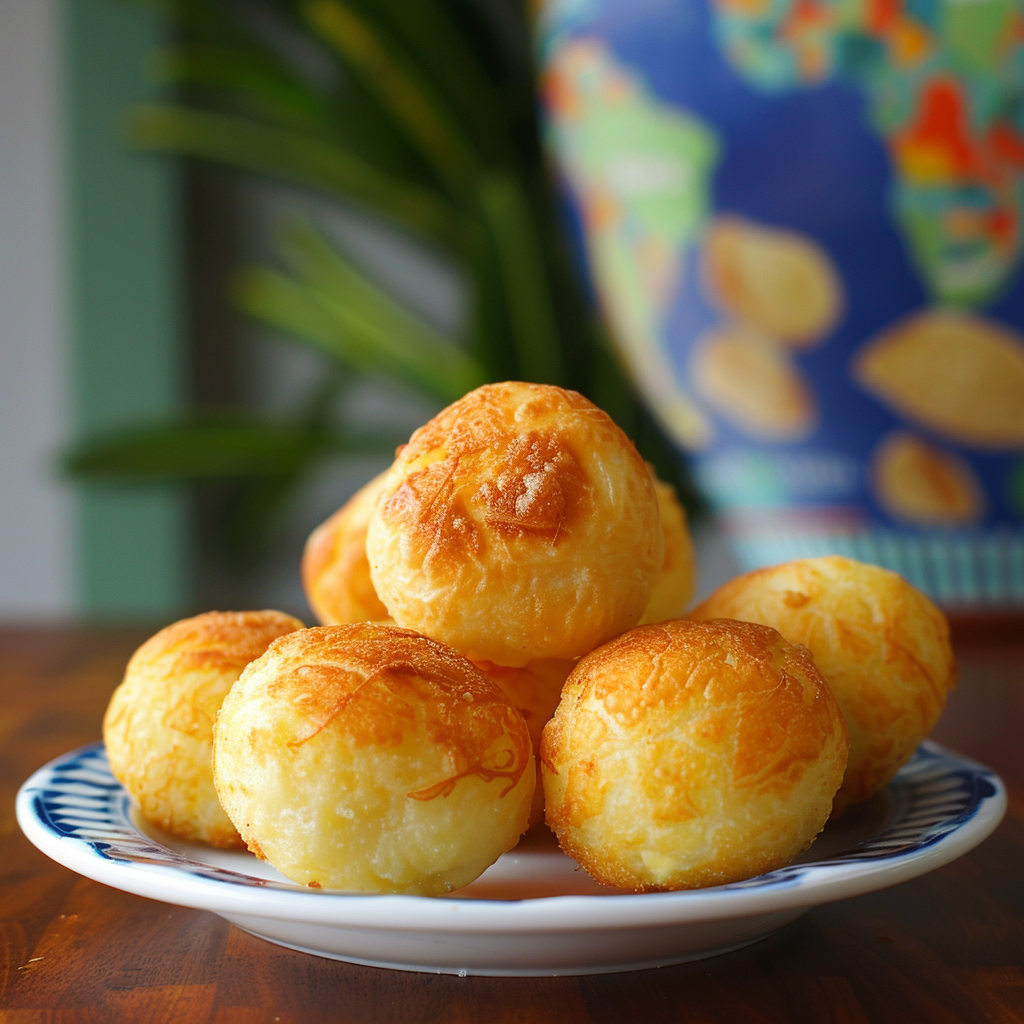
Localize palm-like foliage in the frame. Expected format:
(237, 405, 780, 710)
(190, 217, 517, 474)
(65, 0, 699, 556)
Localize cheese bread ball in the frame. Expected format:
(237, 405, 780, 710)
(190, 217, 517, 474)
(542, 619, 848, 891)
(690, 556, 957, 813)
(213, 623, 535, 894)
(475, 658, 575, 826)
(366, 382, 663, 666)
(103, 610, 304, 847)
(640, 471, 697, 624)
(302, 470, 390, 625)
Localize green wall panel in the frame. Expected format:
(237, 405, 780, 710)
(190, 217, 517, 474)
(65, 0, 189, 617)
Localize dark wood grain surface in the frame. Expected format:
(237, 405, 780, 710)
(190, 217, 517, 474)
(2, 621, 1022, 1024)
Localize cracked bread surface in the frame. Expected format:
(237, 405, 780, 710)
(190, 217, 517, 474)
(366, 382, 662, 667)
(541, 618, 848, 891)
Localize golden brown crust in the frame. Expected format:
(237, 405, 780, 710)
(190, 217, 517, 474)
(541, 618, 848, 891)
(366, 382, 663, 666)
(213, 624, 535, 894)
(302, 471, 390, 625)
(690, 556, 957, 812)
(103, 610, 304, 847)
(249, 625, 531, 792)
(640, 471, 697, 623)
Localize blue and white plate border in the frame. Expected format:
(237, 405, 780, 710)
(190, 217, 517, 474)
(16, 745, 1007, 929)
(14, 741, 1007, 970)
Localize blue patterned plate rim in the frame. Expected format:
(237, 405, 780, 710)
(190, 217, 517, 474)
(16, 740, 1006, 932)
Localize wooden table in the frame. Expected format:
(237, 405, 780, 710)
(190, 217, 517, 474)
(2, 621, 1022, 1023)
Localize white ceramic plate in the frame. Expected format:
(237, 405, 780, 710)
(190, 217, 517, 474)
(17, 741, 1005, 977)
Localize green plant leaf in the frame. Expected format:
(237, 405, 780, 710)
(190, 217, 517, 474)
(153, 33, 440, 185)
(234, 259, 485, 403)
(279, 220, 485, 392)
(466, 220, 521, 382)
(153, 42, 337, 131)
(358, 0, 513, 164)
(129, 104, 465, 247)
(107, 0, 706, 547)
(61, 416, 401, 482)
(476, 173, 566, 385)
(303, 0, 481, 193)
(307, 286, 487, 402)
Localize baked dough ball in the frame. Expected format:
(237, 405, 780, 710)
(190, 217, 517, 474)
(474, 658, 573, 752)
(541, 619, 848, 891)
(641, 471, 697, 623)
(702, 215, 843, 346)
(852, 309, 1024, 449)
(690, 556, 957, 813)
(103, 610, 303, 847)
(872, 431, 984, 526)
(366, 382, 663, 666)
(690, 325, 817, 441)
(302, 471, 390, 625)
(475, 658, 575, 826)
(213, 623, 535, 894)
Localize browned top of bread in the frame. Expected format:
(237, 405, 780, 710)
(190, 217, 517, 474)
(125, 610, 305, 683)
(689, 556, 956, 713)
(540, 617, 848, 890)
(377, 382, 644, 564)
(543, 618, 845, 808)
(367, 382, 662, 665)
(689, 555, 957, 808)
(246, 624, 532, 799)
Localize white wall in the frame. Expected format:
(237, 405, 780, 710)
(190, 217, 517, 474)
(0, 0, 74, 616)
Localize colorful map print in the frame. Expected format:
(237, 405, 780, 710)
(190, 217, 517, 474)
(544, 39, 720, 449)
(712, 0, 1024, 306)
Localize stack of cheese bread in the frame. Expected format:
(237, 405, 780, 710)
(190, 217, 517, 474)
(103, 382, 956, 895)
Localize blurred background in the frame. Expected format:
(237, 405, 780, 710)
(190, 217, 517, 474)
(6, 0, 1022, 626)
(0, 0, 726, 625)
